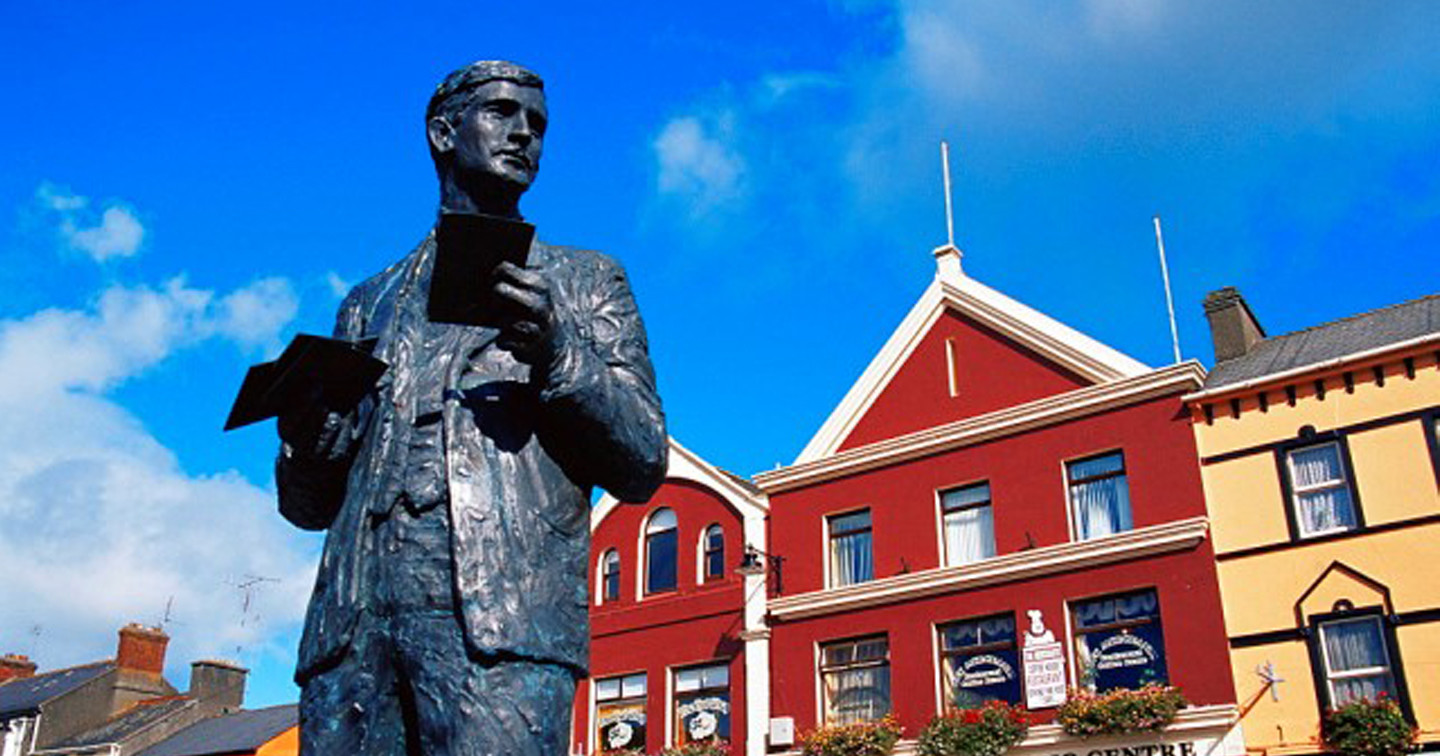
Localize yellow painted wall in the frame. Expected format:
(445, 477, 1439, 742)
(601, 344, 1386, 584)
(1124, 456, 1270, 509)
(256, 726, 299, 756)
(1216, 523, 1440, 636)
(1192, 347, 1440, 755)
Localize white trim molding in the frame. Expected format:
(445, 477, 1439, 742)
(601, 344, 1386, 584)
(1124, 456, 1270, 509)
(1182, 332, 1440, 403)
(795, 268, 1152, 465)
(767, 517, 1210, 621)
(757, 363, 1206, 495)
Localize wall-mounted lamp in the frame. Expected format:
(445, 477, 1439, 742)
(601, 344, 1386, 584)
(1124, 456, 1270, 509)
(736, 545, 785, 595)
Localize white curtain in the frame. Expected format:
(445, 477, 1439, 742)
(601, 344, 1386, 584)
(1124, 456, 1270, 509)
(1071, 475, 1132, 539)
(824, 665, 891, 724)
(1290, 445, 1356, 534)
(830, 531, 873, 586)
(945, 505, 995, 565)
(1324, 618, 1395, 704)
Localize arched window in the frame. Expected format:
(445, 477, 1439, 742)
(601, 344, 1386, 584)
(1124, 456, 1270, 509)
(600, 549, 620, 603)
(702, 524, 725, 581)
(645, 508, 678, 594)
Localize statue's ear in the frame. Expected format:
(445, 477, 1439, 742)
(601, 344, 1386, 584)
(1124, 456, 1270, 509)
(427, 117, 456, 155)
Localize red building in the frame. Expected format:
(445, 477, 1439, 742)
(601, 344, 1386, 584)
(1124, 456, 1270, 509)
(752, 246, 1241, 753)
(578, 245, 1245, 756)
(575, 441, 769, 755)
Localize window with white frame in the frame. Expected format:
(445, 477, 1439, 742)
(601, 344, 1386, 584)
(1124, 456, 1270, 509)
(645, 508, 678, 594)
(1318, 615, 1399, 706)
(941, 482, 996, 566)
(673, 662, 730, 746)
(595, 673, 647, 752)
(820, 636, 891, 725)
(702, 524, 725, 582)
(601, 549, 620, 603)
(1285, 442, 1358, 537)
(1072, 589, 1168, 692)
(827, 509, 873, 588)
(1067, 452, 1133, 540)
(938, 613, 1021, 708)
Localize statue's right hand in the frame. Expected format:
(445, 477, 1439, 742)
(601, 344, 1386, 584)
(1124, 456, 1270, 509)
(278, 401, 350, 463)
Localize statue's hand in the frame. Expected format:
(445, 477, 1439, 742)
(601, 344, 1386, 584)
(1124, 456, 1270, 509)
(277, 389, 352, 463)
(492, 261, 556, 365)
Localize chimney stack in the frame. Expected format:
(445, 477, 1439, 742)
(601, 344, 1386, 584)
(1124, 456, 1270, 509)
(0, 653, 37, 684)
(116, 623, 169, 676)
(1203, 287, 1266, 363)
(189, 660, 247, 714)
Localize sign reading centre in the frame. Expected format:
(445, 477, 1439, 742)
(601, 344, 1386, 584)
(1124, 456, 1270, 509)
(1022, 609, 1066, 709)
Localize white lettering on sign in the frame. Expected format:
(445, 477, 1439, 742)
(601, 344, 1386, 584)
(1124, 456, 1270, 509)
(1042, 740, 1198, 756)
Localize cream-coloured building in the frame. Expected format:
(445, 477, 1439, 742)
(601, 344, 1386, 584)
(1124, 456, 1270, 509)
(1187, 289, 1440, 755)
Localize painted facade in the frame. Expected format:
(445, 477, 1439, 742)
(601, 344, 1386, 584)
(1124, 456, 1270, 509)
(575, 441, 769, 755)
(1187, 292, 1440, 754)
(750, 247, 1242, 754)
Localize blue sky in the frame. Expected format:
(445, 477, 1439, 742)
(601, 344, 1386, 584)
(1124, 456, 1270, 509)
(2, 1, 1437, 708)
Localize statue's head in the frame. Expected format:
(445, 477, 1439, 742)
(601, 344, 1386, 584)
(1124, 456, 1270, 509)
(427, 61, 547, 207)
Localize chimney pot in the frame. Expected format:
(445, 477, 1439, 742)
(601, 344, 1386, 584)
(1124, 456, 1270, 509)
(0, 653, 37, 683)
(116, 623, 169, 676)
(1203, 286, 1266, 363)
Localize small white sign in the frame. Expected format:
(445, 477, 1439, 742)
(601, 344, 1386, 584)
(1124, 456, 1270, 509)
(1023, 609, 1067, 710)
(769, 717, 795, 747)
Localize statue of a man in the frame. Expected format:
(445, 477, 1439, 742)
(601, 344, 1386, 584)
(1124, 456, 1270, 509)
(274, 60, 667, 755)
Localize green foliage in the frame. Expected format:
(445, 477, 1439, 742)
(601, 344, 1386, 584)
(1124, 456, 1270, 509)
(800, 715, 904, 756)
(654, 742, 731, 756)
(1322, 697, 1418, 756)
(917, 700, 1030, 756)
(1056, 684, 1188, 737)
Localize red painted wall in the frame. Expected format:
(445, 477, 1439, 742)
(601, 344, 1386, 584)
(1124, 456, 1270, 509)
(774, 395, 1204, 593)
(578, 478, 750, 754)
(839, 309, 1090, 451)
(767, 391, 1235, 737)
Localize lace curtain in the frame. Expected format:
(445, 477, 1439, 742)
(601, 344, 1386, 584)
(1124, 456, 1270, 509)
(1323, 617, 1395, 704)
(1290, 444, 1356, 534)
(1069, 455, 1132, 539)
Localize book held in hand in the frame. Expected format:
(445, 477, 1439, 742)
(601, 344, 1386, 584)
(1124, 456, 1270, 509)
(224, 334, 386, 431)
(429, 211, 535, 326)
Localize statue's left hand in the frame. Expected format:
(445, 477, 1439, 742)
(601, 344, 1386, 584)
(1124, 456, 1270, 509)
(492, 261, 556, 365)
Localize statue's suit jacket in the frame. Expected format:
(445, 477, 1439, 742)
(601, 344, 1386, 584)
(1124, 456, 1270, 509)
(276, 233, 667, 682)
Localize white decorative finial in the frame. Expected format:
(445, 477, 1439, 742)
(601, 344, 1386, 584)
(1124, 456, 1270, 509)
(941, 141, 955, 248)
(934, 141, 964, 282)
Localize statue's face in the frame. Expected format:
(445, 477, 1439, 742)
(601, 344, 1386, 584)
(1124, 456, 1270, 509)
(449, 80, 548, 193)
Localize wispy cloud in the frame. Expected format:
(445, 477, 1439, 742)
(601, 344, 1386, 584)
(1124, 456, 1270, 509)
(653, 114, 746, 217)
(37, 183, 146, 261)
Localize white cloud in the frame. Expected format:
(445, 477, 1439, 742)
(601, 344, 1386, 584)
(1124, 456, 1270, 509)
(0, 273, 312, 677)
(212, 278, 300, 355)
(38, 184, 146, 261)
(324, 271, 351, 299)
(653, 115, 746, 215)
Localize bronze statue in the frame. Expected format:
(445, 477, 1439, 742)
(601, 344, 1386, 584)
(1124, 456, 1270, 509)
(274, 60, 667, 755)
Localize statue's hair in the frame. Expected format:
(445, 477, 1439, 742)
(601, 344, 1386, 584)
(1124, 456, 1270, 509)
(427, 60, 544, 126)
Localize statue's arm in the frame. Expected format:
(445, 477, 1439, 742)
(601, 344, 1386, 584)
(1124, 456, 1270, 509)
(274, 287, 370, 530)
(537, 254, 667, 503)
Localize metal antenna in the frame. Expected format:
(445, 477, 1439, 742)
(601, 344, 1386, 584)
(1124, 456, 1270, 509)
(1152, 215, 1182, 364)
(941, 141, 956, 247)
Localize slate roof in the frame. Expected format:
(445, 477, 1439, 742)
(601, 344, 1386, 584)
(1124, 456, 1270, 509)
(41, 698, 195, 750)
(1206, 293, 1440, 389)
(0, 662, 112, 717)
(136, 704, 298, 756)
(718, 468, 764, 496)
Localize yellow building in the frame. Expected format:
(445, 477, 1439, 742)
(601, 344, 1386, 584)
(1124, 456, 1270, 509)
(1186, 288, 1440, 755)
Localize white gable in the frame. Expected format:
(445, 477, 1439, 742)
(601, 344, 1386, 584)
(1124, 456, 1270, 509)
(794, 246, 1150, 464)
(591, 437, 768, 533)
